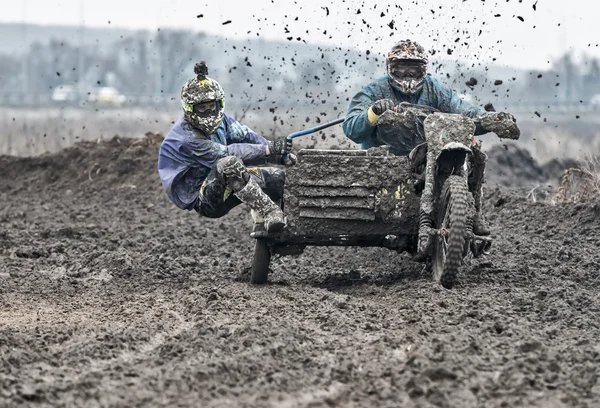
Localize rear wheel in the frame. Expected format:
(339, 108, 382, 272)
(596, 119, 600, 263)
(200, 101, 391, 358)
(432, 175, 469, 289)
(251, 239, 271, 284)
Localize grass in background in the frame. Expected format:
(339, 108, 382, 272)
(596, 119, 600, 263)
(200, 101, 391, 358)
(556, 155, 600, 203)
(2, 108, 600, 164)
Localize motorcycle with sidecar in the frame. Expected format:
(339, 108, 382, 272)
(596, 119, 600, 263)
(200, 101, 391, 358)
(250, 103, 520, 288)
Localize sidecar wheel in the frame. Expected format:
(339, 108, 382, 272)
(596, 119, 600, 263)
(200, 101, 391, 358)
(251, 239, 271, 284)
(432, 175, 469, 289)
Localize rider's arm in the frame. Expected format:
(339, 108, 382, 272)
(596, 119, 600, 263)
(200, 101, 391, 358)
(342, 89, 378, 147)
(221, 114, 273, 164)
(187, 135, 268, 166)
(223, 114, 269, 145)
(184, 124, 268, 167)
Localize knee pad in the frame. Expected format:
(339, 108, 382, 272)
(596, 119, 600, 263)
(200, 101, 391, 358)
(217, 156, 249, 191)
(217, 156, 247, 179)
(217, 156, 243, 174)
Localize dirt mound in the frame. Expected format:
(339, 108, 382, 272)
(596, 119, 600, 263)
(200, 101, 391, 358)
(0, 132, 164, 194)
(484, 144, 581, 188)
(1, 136, 599, 407)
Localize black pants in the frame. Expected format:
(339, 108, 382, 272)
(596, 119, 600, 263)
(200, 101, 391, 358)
(195, 163, 285, 218)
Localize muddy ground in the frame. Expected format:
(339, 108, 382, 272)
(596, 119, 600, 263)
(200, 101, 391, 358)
(0, 135, 599, 407)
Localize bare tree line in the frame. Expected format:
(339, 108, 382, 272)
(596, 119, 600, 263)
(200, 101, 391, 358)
(1, 27, 599, 110)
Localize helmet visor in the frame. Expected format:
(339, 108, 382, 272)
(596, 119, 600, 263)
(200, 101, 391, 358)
(388, 59, 427, 81)
(193, 99, 224, 117)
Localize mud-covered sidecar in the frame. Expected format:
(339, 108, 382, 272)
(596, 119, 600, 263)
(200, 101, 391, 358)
(251, 146, 422, 283)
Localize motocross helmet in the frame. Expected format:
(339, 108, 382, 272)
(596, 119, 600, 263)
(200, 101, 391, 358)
(181, 62, 225, 135)
(386, 40, 429, 95)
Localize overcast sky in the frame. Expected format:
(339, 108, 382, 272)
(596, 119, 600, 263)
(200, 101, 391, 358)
(3, 0, 598, 70)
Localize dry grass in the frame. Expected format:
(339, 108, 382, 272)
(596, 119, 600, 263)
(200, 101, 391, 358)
(555, 155, 600, 203)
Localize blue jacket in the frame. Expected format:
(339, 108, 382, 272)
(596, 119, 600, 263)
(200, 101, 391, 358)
(158, 115, 270, 210)
(343, 75, 486, 156)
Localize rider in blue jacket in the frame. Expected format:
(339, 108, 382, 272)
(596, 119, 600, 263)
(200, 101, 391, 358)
(343, 39, 519, 236)
(158, 62, 295, 233)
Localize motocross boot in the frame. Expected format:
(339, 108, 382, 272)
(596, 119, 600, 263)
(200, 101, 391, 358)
(250, 210, 268, 238)
(469, 147, 490, 236)
(472, 207, 490, 236)
(235, 178, 285, 233)
(219, 156, 285, 233)
(416, 147, 437, 256)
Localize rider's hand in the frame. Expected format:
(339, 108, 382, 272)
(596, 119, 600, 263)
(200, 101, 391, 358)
(487, 112, 516, 123)
(368, 99, 396, 125)
(480, 112, 520, 140)
(282, 153, 297, 166)
(268, 137, 293, 156)
(371, 99, 396, 115)
(267, 137, 295, 165)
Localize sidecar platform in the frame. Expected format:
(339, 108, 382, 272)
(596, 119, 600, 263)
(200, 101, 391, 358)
(259, 147, 421, 254)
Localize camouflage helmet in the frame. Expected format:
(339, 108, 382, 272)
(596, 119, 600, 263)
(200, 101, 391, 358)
(181, 62, 225, 134)
(386, 40, 429, 95)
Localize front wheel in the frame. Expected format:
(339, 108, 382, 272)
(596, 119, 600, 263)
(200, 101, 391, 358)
(251, 239, 271, 284)
(432, 175, 469, 289)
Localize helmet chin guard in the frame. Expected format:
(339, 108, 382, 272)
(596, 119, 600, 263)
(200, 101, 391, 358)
(387, 72, 426, 95)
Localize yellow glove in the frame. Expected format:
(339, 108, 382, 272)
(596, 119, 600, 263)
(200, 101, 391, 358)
(368, 99, 396, 125)
(367, 106, 380, 125)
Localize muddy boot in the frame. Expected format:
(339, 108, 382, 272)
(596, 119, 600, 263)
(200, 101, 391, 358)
(473, 211, 490, 236)
(250, 210, 267, 238)
(416, 147, 437, 256)
(235, 178, 285, 233)
(469, 147, 490, 236)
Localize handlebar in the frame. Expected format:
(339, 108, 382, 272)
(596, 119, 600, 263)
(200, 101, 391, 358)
(286, 117, 345, 140)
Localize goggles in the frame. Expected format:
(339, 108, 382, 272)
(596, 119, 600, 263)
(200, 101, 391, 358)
(388, 59, 426, 79)
(193, 99, 224, 116)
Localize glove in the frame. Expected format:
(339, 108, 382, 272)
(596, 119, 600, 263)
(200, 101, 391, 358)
(481, 111, 517, 123)
(268, 137, 293, 156)
(267, 137, 294, 165)
(368, 99, 396, 125)
(371, 99, 396, 115)
(491, 112, 516, 123)
(480, 112, 520, 140)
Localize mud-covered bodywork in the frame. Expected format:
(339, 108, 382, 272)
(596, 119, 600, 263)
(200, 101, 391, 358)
(267, 147, 420, 252)
(420, 113, 477, 214)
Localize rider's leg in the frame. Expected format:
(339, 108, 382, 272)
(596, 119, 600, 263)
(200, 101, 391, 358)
(198, 156, 285, 232)
(245, 166, 286, 201)
(469, 146, 490, 236)
(245, 166, 285, 234)
(417, 148, 437, 254)
(195, 165, 241, 218)
(220, 157, 285, 232)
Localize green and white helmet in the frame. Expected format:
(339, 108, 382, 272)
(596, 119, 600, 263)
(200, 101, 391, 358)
(181, 62, 225, 134)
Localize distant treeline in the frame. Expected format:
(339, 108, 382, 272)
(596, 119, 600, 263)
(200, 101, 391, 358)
(1, 26, 599, 112)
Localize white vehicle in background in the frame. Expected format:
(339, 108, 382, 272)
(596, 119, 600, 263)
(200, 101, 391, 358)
(590, 94, 600, 106)
(87, 87, 127, 107)
(52, 85, 78, 103)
